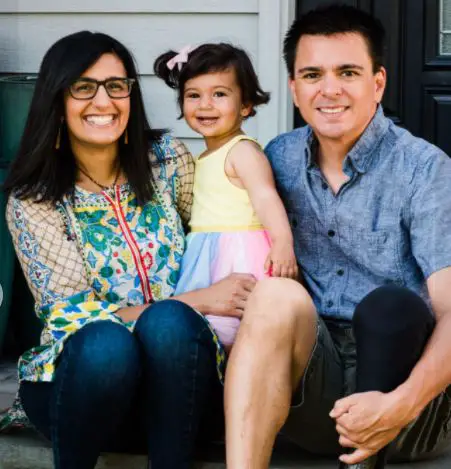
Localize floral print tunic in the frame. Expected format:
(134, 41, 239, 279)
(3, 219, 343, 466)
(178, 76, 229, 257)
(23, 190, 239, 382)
(4, 135, 225, 388)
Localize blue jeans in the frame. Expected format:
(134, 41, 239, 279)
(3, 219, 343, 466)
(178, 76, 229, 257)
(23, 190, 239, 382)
(19, 300, 224, 469)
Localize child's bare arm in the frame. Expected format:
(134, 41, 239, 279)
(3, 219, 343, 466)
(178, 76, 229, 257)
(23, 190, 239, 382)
(226, 140, 298, 279)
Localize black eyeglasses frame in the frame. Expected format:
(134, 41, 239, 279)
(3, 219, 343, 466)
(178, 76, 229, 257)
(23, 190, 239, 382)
(68, 77, 136, 100)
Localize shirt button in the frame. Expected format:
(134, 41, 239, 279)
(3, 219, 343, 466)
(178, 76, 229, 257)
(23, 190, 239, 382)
(337, 269, 344, 276)
(292, 218, 298, 228)
(322, 182, 328, 190)
(326, 300, 334, 308)
(328, 230, 335, 237)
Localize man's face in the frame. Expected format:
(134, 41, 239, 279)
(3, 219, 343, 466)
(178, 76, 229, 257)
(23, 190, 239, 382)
(289, 33, 386, 147)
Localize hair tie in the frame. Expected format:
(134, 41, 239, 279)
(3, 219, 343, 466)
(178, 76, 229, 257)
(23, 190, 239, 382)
(166, 45, 197, 71)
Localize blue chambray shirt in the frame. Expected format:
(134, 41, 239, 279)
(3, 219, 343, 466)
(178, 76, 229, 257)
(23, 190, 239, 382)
(265, 106, 451, 320)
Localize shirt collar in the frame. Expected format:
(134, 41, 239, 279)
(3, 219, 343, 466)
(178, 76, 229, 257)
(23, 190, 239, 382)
(345, 105, 389, 173)
(305, 129, 316, 169)
(305, 105, 389, 174)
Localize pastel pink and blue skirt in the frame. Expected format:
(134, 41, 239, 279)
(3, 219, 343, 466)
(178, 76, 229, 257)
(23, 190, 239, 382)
(174, 229, 271, 348)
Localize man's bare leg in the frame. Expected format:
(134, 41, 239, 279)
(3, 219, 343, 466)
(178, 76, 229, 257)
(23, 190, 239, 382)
(225, 278, 317, 469)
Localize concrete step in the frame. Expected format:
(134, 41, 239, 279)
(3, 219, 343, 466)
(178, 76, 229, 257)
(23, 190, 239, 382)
(2, 430, 451, 469)
(2, 361, 451, 468)
(0, 431, 330, 469)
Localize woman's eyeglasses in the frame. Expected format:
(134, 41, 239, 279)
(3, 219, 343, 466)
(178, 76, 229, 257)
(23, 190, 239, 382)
(69, 77, 136, 100)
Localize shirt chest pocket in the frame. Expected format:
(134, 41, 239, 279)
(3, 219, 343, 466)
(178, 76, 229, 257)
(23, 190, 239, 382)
(344, 227, 402, 282)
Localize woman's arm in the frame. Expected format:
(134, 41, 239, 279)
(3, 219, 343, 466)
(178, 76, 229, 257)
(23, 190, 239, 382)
(116, 273, 257, 322)
(173, 273, 257, 317)
(6, 196, 122, 331)
(226, 140, 298, 279)
(169, 136, 195, 228)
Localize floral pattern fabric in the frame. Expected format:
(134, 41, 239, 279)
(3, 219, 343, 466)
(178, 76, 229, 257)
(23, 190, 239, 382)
(0, 135, 226, 431)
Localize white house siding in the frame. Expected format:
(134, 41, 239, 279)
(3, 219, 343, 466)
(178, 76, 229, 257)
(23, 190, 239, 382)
(0, 0, 295, 154)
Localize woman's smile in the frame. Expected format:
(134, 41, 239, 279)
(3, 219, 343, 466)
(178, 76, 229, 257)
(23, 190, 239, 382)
(83, 114, 118, 127)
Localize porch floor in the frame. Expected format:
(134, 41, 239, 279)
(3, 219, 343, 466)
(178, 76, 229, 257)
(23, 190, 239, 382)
(1, 361, 451, 469)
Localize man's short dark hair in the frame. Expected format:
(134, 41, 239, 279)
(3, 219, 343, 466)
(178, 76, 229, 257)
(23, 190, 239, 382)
(283, 4, 386, 79)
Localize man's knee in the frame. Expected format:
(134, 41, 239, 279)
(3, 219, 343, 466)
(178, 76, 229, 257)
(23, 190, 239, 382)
(354, 285, 435, 335)
(243, 278, 317, 340)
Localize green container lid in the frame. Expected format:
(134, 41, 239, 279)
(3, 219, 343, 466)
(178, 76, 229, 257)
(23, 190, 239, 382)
(0, 75, 37, 85)
(0, 75, 37, 165)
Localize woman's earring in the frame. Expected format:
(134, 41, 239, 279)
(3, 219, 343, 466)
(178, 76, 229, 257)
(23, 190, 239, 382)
(55, 123, 62, 150)
(124, 129, 129, 145)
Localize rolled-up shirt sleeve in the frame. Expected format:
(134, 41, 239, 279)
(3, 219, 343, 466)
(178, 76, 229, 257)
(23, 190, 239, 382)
(408, 150, 451, 278)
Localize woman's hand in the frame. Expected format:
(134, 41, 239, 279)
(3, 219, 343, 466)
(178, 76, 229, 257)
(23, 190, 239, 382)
(115, 304, 150, 322)
(115, 274, 257, 322)
(174, 273, 257, 318)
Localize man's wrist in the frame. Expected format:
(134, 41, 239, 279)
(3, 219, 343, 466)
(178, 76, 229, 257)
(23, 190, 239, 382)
(391, 381, 428, 424)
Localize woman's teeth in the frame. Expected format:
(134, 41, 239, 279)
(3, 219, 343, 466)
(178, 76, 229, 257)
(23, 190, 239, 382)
(85, 115, 115, 126)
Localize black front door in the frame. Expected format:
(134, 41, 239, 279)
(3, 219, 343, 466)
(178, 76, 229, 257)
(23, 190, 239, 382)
(295, 0, 451, 156)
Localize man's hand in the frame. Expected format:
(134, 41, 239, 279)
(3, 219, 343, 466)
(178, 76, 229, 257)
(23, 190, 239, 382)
(329, 390, 417, 464)
(174, 273, 257, 318)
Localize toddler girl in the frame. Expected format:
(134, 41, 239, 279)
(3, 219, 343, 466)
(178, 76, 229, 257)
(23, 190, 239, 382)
(154, 43, 298, 350)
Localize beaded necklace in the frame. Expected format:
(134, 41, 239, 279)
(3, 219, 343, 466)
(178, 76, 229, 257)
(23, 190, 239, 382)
(78, 165, 121, 191)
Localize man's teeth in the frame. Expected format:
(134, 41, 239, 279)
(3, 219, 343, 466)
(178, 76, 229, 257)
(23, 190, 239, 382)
(319, 107, 346, 114)
(85, 115, 115, 125)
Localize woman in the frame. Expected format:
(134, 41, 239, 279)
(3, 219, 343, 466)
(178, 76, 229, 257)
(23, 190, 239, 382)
(1, 31, 256, 469)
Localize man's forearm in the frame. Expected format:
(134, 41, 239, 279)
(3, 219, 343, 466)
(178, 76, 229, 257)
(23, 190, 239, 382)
(393, 312, 451, 421)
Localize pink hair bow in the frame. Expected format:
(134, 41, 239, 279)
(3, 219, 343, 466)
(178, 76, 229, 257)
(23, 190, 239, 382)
(166, 45, 196, 71)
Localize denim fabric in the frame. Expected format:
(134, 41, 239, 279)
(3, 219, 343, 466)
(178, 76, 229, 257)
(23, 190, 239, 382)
(19, 300, 222, 469)
(265, 106, 451, 320)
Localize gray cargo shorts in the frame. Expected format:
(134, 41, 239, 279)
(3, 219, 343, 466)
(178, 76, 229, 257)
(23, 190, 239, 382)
(281, 316, 451, 462)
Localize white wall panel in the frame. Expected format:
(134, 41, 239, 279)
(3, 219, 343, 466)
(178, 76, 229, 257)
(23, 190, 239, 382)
(1, 0, 258, 14)
(0, 13, 257, 74)
(0, 1, 295, 147)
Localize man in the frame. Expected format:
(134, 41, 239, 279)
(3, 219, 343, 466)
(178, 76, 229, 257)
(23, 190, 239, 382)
(224, 5, 451, 469)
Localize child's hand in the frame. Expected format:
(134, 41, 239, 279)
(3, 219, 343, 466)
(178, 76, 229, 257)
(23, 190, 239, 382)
(264, 241, 298, 279)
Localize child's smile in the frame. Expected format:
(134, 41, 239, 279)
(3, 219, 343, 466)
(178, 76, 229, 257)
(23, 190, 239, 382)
(183, 69, 251, 150)
(195, 115, 220, 127)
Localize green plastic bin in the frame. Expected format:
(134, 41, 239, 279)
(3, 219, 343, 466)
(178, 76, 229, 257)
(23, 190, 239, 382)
(0, 75, 37, 166)
(0, 75, 40, 355)
(0, 168, 15, 354)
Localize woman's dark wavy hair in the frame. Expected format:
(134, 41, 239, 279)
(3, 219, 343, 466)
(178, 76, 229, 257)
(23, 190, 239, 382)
(3, 31, 163, 205)
(153, 43, 270, 118)
(283, 4, 386, 79)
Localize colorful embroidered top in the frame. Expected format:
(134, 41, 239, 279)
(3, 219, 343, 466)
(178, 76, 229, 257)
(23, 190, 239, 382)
(5, 135, 225, 385)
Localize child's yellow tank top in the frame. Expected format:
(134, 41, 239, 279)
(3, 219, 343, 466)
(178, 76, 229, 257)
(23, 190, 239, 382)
(189, 134, 264, 232)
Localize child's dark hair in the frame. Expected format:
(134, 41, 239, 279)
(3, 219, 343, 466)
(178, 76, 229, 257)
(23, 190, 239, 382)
(283, 4, 386, 79)
(154, 43, 270, 118)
